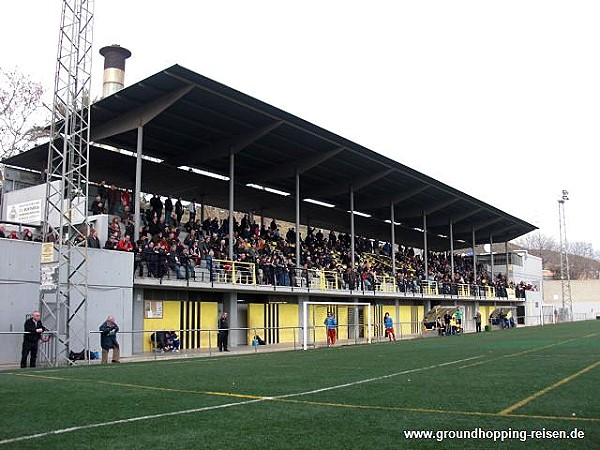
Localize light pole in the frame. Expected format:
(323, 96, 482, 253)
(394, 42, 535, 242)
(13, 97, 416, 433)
(558, 190, 572, 321)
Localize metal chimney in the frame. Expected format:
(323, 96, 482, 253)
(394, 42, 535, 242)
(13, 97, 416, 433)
(99, 45, 131, 98)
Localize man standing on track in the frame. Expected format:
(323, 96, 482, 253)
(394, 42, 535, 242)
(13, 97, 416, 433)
(324, 312, 337, 346)
(218, 311, 229, 352)
(99, 315, 120, 363)
(21, 311, 47, 368)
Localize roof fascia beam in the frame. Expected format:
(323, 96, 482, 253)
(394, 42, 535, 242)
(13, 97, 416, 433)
(306, 168, 394, 198)
(91, 84, 194, 141)
(453, 216, 504, 235)
(367, 185, 430, 210)
(240, 146, 345, 184)
(169, 120, 283, 167)
(399, 197, 461, 218)
(425, 208, 483, 228)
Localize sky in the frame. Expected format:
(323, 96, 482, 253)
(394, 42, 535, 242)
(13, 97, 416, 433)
(2, 1, 599, 250)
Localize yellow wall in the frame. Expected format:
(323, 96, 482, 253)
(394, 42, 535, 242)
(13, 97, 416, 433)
(308, 304, 350, 343)
(247, 303, 302, 345)
(143, 301, 180, 351)
(278, 304, 299, 344)
(200, 302, 218, 348)
(142, 300, 218, 351)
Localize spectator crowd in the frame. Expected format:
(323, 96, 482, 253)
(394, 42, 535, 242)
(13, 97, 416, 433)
(1, 184, 539, 297)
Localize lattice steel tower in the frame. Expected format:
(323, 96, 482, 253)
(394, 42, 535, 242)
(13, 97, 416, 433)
(42, 0, 95, 365)
(558, 190, 572, 321)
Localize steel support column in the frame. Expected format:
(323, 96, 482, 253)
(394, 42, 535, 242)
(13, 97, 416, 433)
(133, 125, 143, 242)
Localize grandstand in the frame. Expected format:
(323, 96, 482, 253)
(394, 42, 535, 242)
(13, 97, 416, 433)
(0, 63, 543, 366)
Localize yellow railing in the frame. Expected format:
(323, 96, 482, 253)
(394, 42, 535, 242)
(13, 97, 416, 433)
(304, 268, 340, 290)
(213, 259, 256, 285)
(422, 280, 439, 296)
(376, 275, 396, 293)
(482, 285, 496, 298)
(456, 283, 470, 297)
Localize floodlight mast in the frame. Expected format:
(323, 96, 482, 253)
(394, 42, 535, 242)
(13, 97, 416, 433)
(41, 0, 95, 365)
(557, 190, 572, 321)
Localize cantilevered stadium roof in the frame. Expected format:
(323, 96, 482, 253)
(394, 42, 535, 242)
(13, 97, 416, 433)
(4, 64, 536, 250)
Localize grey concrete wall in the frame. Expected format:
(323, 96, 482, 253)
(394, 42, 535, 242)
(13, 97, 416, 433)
(0, 239, 134, 364)
(0, 239, 43, 364)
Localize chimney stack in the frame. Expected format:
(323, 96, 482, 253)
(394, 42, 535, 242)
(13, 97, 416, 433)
(99, 45, 131, 98)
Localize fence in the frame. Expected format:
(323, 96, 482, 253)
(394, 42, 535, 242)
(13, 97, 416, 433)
(2, 313, 595, 367)
(0, 331, 58, 368)
(135, 259, 522, 301)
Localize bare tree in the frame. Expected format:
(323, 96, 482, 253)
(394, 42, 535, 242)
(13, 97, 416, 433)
(0, 68, 49, 159)
(514, 231, 557, 262)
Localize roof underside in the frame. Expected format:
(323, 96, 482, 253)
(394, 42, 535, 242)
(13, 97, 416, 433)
(4, 64, 536, 251)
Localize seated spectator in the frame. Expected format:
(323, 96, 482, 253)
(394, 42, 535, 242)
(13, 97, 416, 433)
(117, 235, 134, 252)
(109, 217, 121, 238)
(167, 246, 185, 279)
(179, 247, 195, 280)
(87, 230, 101, 248)
(104, 233, 119, 250)
(0, 225, 6, 238)
(150, 331, 168, 352)
(8, 230, 19, 239)
(167, 331, 180, 352)
(22, 229, 34, 241)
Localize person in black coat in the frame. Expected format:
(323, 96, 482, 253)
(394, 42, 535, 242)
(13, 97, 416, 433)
(99, 316, 120, 363)
(217, 312, 229, 352)
(21, 311, 47, 368)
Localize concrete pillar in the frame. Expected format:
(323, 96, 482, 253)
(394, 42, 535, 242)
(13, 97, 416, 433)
(132, 288, 145, 353)
(223, 292, 239, 347)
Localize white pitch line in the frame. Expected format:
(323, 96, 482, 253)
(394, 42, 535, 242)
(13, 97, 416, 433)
(0, 398, 265, 447)
(0, 354, 481, 446)
(277, 355, 482, 399)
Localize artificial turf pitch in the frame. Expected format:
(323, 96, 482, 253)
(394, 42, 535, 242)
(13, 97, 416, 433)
(1, 320, 598, 449)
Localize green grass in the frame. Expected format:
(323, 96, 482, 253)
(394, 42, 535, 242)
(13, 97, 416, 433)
(1, 321, 599, 449)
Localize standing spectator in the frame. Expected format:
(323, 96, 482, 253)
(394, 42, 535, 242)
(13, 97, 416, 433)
(98, 180, 108, 206)
(188, 199, 197, 224)
(91, 195, 105, 215)
(384, 312, 396, 341)
(175, 197, 184, 226)
(474, 311, 482, 333)
(150, 194, 163, 221)
(217, 311, 229, 352)
(107, 184, 119, 215)
(21, 311, 47, 368)
(324, 312, 337, 346)
(99, 316, 120, 364)
(443, 311, 452, 336)
(164, 196, 173, 226)
(120, 190, 131, 212)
